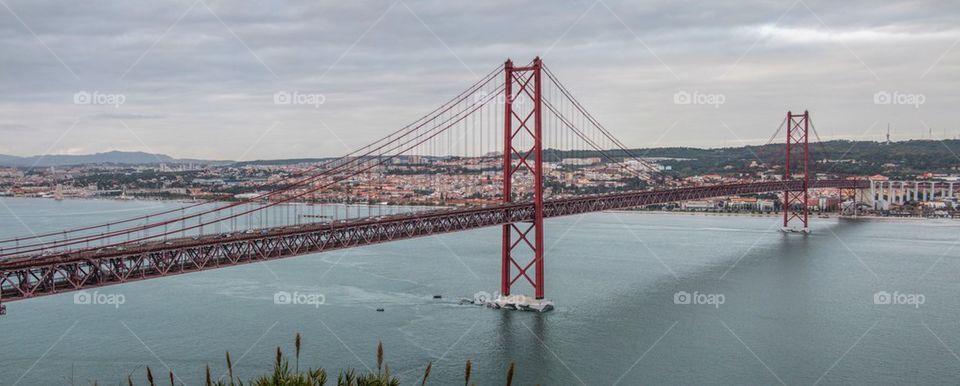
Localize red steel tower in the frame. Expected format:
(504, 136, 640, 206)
(782, 110, 810, 233)
(501, 57, 545, 298)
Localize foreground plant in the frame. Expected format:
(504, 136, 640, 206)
(115, 334, 506, 385)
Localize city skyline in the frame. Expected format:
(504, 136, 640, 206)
(0, 0, 958, 159)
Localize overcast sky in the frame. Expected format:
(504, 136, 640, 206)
(0, 0, 957, 160)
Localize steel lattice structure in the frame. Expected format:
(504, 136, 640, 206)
(783, 110, 811, 232)
(0, 178, 867, 313)
(501, 58, 545, 298)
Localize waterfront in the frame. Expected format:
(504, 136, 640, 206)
(2, 198, 960, 384)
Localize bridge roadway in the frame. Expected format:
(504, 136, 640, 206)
(0, 179, 867, 309)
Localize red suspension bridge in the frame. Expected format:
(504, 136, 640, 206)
(0, 58, 868, 315)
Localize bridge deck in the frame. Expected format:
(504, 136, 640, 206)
(0, 179, 866, 305)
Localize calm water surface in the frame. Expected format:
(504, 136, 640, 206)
(2, 197, 960, 385)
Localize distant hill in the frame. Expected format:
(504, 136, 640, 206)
(0, 151, 232, 167)
(546, 139, 960, 178)
(176, 139, 960, 176)
(4, 139, 957, 176)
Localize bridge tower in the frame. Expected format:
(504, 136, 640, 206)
(501, 57, 545, 299)
(782, 110, 810, 233)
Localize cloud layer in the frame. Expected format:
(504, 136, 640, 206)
(0, 0, 957, 159)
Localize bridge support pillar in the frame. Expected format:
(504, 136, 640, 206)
(501, 58, 545, 299)
(782, 110, 810, 233)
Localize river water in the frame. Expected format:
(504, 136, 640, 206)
(2, 197, 960, 385)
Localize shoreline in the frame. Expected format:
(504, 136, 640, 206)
(607, 210, 956, 222)
(0, 195, 446, 210)
(608, 210, 780, 218)
(7, 197, 956, 223)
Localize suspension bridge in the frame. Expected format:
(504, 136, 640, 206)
(0, 58, 872, 315)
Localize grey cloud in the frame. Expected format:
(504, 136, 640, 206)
(0, 0, 957, 158)
(92, 112, 165, 120)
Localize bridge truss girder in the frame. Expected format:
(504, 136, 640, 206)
(0, 179, 867, 311)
